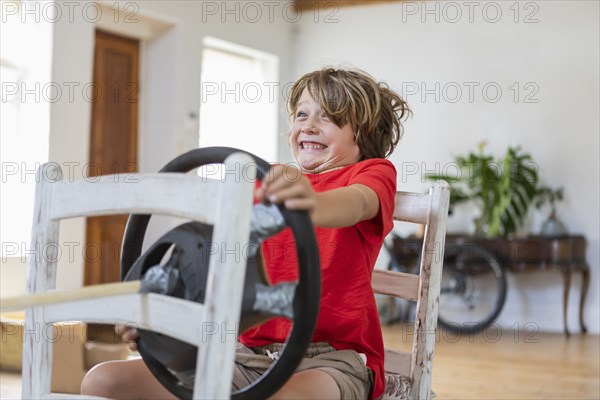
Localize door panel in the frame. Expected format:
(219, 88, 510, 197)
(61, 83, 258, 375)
(85, 30, 139, 285)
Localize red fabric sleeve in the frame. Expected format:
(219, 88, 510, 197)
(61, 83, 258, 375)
(348, 159, 397, 244)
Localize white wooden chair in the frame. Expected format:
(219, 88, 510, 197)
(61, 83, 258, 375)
(22, 153, 256, 399)
(372, 182, 450, 400)
(23, 154, 448, 400)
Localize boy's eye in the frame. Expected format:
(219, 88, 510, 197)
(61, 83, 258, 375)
(296, 111, 307, 118)
(321, 114, 330, 120)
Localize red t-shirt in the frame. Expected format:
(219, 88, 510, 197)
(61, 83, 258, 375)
(240, 158, 396, 400)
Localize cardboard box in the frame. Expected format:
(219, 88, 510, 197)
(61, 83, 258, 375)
(0, 312, 25, 371)
(51, 322, 129, 394)
(0, 316, 128, 394)
(51, 322, 88, 394)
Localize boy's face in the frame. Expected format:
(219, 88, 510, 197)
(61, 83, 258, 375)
(289, 89, 360, 174)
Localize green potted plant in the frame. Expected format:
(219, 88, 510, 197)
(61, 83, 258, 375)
(426, 142, 539, 238)
(535, 186, 567, 236)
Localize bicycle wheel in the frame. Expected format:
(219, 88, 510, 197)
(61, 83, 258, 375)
(438, 243, 507, 334)
(376, 236, 417, 325)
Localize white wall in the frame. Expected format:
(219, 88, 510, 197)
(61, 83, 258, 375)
(3, 1, 598, 335)
(1, 2, 55, 297)
(292, 0, 600, 333)
(2, 1, 297, 293)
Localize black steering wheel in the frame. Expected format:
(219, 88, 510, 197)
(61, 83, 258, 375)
(120, 147, 321, 400)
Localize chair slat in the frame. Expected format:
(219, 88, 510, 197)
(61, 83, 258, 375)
(50, 173, 222, 223)
(372, 270, 419, 302)
(394, 191, 431, 225)
(384, 349, 412, 377)
(43, 293, 206, 347)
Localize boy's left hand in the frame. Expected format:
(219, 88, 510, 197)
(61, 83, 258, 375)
(256, 165, 317, 215)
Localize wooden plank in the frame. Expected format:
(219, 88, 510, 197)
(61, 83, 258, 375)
(194, 153, 256, 399)
(1, 281, 141, 312)
(384, 349, 412, 377)
(411, 182, 450, 400)
(372, 270, 419, 302)
(394, 191, 430, 225)
(23, 164, 61, 399)
(50, 173, 221, 223)
(294, 0, 402, 11)
(43, 294, 206, 347)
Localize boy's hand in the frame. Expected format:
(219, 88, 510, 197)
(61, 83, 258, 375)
(115, 324, 139, 352)
(256, 165, 317, 215)
(256, 165, 379, 228)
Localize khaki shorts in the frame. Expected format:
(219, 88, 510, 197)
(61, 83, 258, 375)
(232, 342, 373, 399)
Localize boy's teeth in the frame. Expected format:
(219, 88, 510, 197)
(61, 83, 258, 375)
(302, 142, 325, 149)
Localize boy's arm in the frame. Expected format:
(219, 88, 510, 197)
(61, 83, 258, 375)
(256, 165, 380, 228)
(311, 184, 379, 228)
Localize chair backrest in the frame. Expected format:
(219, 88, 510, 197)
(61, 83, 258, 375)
(371, 182, 450, 400)
(22, 153, 256, 400)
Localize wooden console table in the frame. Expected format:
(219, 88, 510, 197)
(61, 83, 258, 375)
(391, 234, 590, 335)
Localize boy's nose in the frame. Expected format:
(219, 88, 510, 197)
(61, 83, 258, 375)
(301, 125, 317, 134)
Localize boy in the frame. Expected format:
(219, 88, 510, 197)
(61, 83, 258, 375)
(82, 67, 410, 399)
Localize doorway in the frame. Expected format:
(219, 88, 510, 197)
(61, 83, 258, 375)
(84, 30, 139, 285)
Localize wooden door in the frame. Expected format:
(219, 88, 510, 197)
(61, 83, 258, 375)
(85, 30, 139, 285)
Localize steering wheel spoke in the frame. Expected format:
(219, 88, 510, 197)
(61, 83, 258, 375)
(253, 282, 297, 320)
(250, 203, 287, 242)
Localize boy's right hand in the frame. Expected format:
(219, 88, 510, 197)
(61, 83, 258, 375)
(115, 324, 139, 351)
(256, 165, 317, 215)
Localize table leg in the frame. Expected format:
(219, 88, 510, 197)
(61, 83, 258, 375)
(579, 265, 590, 334)
(562, 266, 571, 336)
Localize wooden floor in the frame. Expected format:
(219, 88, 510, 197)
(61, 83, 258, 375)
(382, 324, 600, 399)
(1, 324, 599, 399)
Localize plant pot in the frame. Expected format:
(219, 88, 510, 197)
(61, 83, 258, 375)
(541, 215, 568, 237)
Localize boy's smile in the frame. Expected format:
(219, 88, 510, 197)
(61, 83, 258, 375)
(290, 89, 361, 174)
(300, 141, 326, 150)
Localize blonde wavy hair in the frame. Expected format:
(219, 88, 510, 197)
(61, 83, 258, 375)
(287, 68, 411, 160)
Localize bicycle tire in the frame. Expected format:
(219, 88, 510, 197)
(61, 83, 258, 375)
(437, 243, 507, 334)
